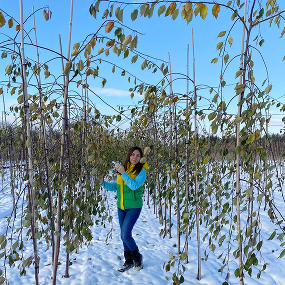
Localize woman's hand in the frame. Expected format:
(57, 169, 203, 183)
(115, 163, 125, 174)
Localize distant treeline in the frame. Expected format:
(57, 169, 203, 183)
(0, 124, 284, 162)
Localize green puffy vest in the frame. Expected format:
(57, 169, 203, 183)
(116, 184, 143, 209)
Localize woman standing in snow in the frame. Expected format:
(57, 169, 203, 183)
(102, 146, 148, 272)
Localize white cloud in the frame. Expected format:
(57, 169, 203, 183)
(92, 87, 132, 97)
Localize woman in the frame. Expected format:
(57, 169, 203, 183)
(102, 146, 148, 272)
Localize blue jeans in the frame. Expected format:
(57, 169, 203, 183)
(118, 207, 142, 251)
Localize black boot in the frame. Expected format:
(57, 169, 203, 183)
(118, 250, 134, 272)
(131, 247, 143, 270)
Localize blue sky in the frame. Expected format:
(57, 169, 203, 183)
(0, 0, 284, 132)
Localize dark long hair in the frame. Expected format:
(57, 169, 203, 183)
(123, 146, 144, 175)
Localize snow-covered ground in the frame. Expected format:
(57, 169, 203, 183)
(1, 167, 285, 284)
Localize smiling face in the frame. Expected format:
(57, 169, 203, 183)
(130, 149, 141, 165)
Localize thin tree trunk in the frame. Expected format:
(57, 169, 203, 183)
(168, 67, 173, 240)
(19, 1, 39, 284)
(185, 43, 190, 263)
(33, 7, 55, 263)
(192, 29, 201, 280)
(235, 1, 248, 284)
(53, 0, 74, 282)
(168, 53, 180, 253)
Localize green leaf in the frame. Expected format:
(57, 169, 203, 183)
(235, 70, 243, 78)
(0, 235, 5, 244)
(8, 18, 13, 28)
(124, 49, 129, 58)
(208, 112, 216, 121)
(265, 84, 272, 94)
(181, 3, 193, 24)
(23, 256, 33, 268)
(11, 87, 16, 95)
(180, 252, 187, 260)
(224, 54, 229, 64)
(5, 65, 12, 75)
(211, 57, 218, 64)
(131, 55, 138, 63)
(268, 231, 276, 240)
(131, 9, 138, 21)
(257, 241, 263, 251)
(64, 61, 72, 75)
(115, 7, 123, 22)
(158, 5, 166, 17)
(234, 268, 240, 277)
(281, 27, 285, 38)
(235, 84, 245, 95)
(211, 122, 218, 134)
(77, 60, 84, 71)
(0, 277, 5, 284)
(246, 134, 255, 144)
(279, 249, 285, 258)
(203, 156, 210, 164)
(44, 69, 50, 78)
(17, 95, 24, 104)
(140, 4, 148, 16)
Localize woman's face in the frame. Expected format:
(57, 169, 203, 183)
(130, 149, 141, 165)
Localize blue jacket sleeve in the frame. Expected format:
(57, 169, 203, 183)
(101, 181, 117, 191)
(121, 169, 147, 191)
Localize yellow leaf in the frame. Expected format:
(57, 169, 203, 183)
(106, 39, 115, 47)
(254, 172, 261, 180)
(194, 4, 201, 17)
(200, 4, 208, 20)
(173, 96, 179, 103)
(140, 157, 147, 164)
(185, 2, 192, 12)
(169, 2, 177, 15)
(90, 37, 96, 49)
(43, 10, 49, 21)
(0, 12, 6, 27)
(123, 35, 132, 46)
(84, 44, 91, 58)
(77, 80, 82, 88)
(228, 37, 234, 47)
(212, 4, 220, 19)
(86, 69, 93, 76)
(143, 146, 151, 156)
(105, 21, 114, 33)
